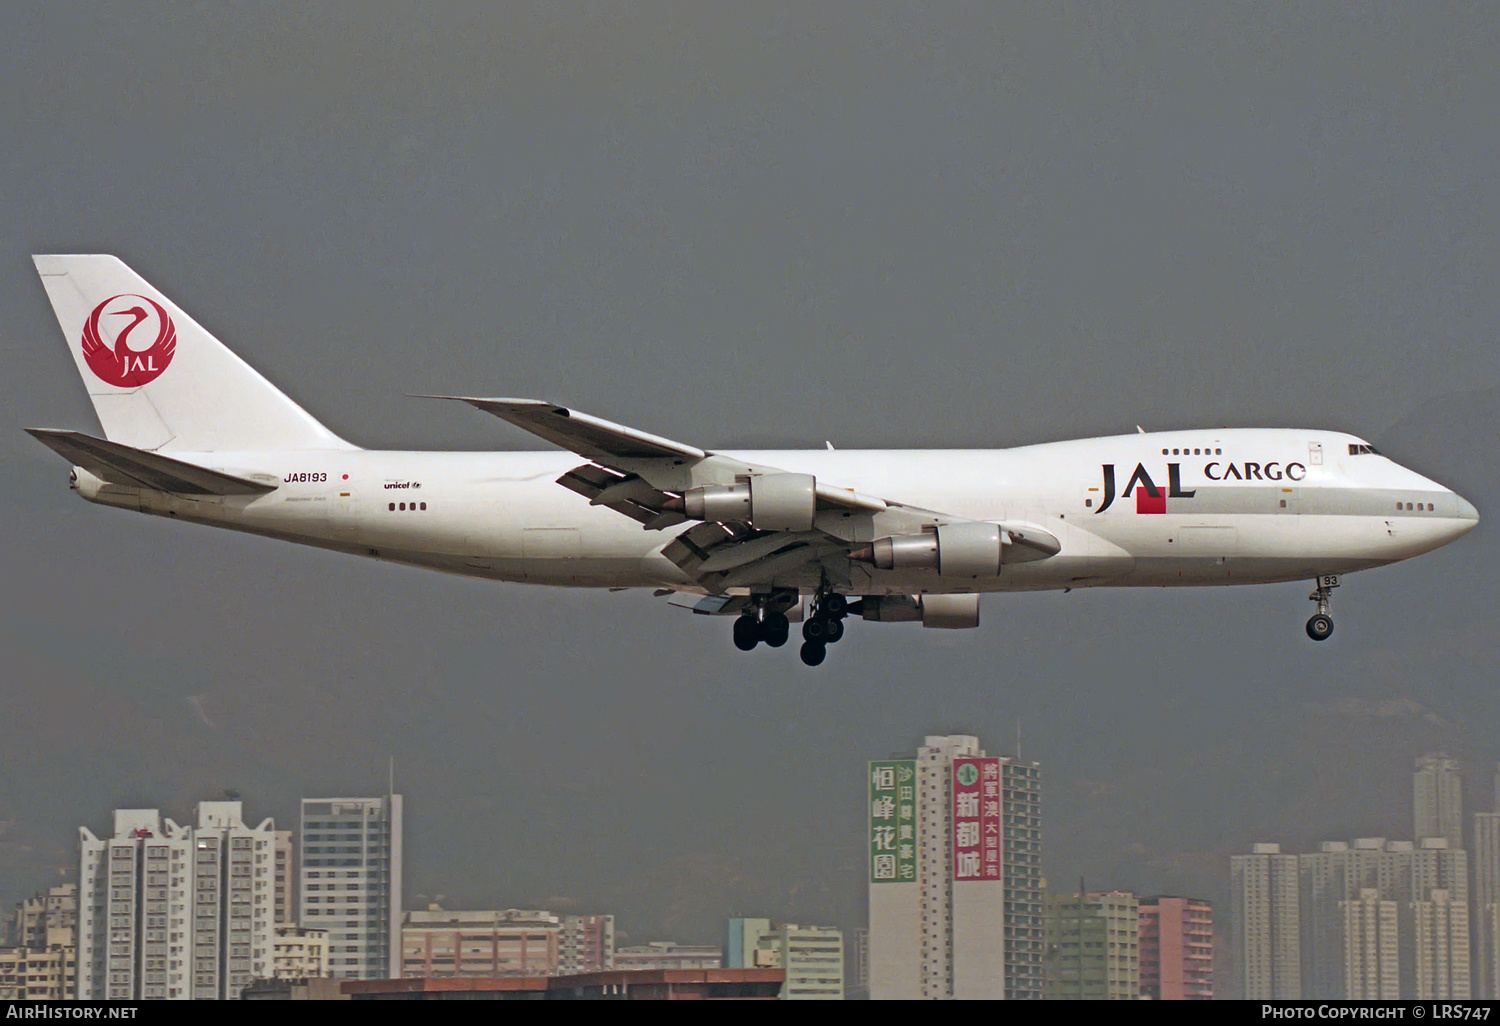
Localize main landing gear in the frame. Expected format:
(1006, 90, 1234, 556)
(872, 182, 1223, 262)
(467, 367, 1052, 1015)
(1306, 575, 1338, 641)
(732, 608, 790, 651)
(799, 591, 848, 667)
(731, 591, 850, 667)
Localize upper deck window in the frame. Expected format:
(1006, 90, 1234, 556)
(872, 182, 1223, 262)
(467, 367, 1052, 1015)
(1348, 444, 1380, 456)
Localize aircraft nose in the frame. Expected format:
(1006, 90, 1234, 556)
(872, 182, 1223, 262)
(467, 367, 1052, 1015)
(1450, 492, 1480, 534)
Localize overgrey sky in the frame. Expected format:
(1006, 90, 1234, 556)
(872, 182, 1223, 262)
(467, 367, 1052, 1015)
(2, 3, 1496, 962)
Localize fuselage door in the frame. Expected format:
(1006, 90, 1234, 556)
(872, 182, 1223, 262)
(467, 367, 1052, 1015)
(332, 485, 360, 542)
(1308, 441, 1323, 466)
(1082, 480, 1106, 515)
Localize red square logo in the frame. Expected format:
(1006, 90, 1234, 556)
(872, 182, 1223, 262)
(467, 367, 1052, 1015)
(1135, 488, 1166, 514)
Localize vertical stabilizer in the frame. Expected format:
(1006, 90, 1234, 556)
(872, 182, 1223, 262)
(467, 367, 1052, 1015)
(33, 255, 355, 452)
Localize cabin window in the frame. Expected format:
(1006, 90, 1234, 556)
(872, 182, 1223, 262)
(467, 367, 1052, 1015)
(420, 502, 427, 510)
(388, 503, 395, 511)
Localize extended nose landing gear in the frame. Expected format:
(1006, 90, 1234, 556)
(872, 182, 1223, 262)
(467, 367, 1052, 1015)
(1306, 575, 1338, 641)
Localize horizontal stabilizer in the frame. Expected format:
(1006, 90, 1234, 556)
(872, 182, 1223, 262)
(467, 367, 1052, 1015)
(27, 429, 276, 495)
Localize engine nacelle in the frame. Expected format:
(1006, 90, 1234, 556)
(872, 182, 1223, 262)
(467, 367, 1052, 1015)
(856, 594, 980, 628)
(857, 595, 922, 622)
(865, 522, 1005, 577)
(920, 594, 980, 629)
(684, 473, 816, 532)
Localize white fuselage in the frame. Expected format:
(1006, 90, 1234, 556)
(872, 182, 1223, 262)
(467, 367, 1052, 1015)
(71, 427, 1478, 598)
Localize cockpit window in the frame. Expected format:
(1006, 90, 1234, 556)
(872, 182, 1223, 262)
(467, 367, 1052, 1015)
(1348, 444, 1380, 455)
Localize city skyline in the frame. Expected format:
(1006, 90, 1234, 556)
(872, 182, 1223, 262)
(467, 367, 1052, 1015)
(1232, 751, 1500, 1000)
(2, 3, 1496, 964)
(18, 744, 1500, 998)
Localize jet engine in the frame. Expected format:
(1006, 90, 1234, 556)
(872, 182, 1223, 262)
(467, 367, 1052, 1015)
(683, 473, 816, 532)
(852, 522, 1005, 577)
(849, 521, 1062, 575)
(857, 594, 980, 629)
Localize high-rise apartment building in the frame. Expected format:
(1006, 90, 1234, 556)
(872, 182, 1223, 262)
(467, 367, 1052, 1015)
(1138, 895, 1213, 999)
(299, 795, 403, 979)
(999, 756, 1045, 997)
(77, 802, 276, 1000)
(867, 734, 1042, 999)
(1231, 842, 1301, 998)
(1306, 838, 1468, 999)
(1474, 807, 1500, 997)
(1411, 888, 1469, 998)
(1238, 835, 1471, 1000)
(1415, 753, 1464, 849)
(1044, 890, 1139, 999)
(272, 830, 296, 925)
(1343, 888, 1399, 999)
(725, 918, 844, 999)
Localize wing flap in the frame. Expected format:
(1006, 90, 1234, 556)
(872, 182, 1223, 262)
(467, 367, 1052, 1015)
(660, 521, 751, 576)
(555, 463, 686, 529)
(27, 429, 277, 495)
(665, 592, 748, 616)
(713, 541, 836, 591)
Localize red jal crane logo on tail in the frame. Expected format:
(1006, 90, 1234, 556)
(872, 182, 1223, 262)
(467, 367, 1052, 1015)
(81, 294, 176, 387)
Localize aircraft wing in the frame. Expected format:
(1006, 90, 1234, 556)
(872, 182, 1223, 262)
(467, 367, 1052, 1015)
(427, 395, 888, 514)
(432, 396, 1058, 593)
(431, 397, 708, 462)
(27, 429, 277, 495)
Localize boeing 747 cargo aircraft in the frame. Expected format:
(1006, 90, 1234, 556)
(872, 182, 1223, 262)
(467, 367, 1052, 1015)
(28, 256, 1479, 665)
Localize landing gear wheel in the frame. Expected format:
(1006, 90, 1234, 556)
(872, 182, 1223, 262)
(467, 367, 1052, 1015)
(821, 593, 848, 617)
(803, 617, 829, 643)
(1306, 614, 1334, 641)
(800, 640, 827, 666)
(1306, 576, 1338, 642)
(763, 612, 790, 648)
(822, 617, 845, 644)
(733, 615, 761, 651)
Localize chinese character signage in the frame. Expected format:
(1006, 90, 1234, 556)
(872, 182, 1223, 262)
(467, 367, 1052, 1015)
(952, 757, 1001, 881)
(869, 760, 917, 884)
